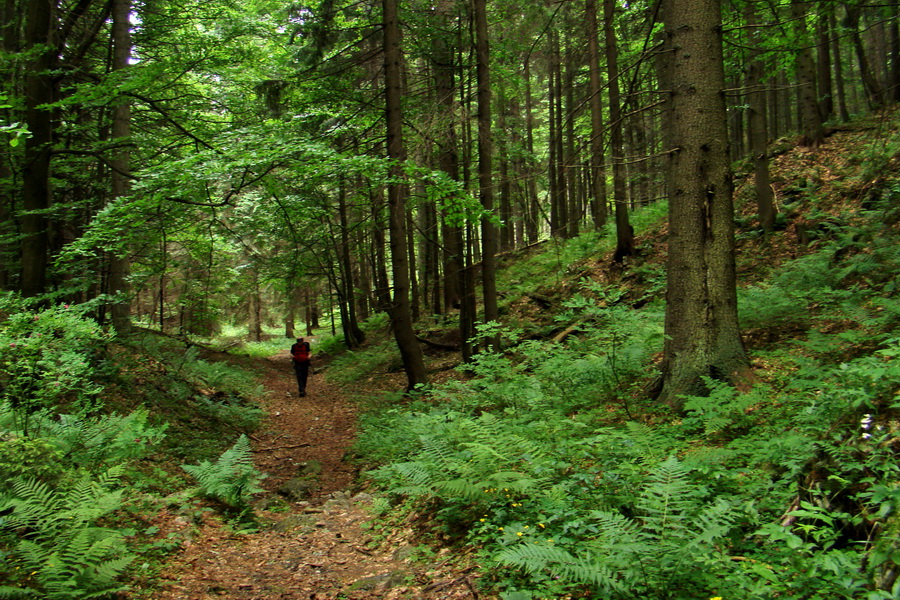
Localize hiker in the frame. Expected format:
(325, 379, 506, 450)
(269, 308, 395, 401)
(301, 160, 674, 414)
(290, 337, 311, 397)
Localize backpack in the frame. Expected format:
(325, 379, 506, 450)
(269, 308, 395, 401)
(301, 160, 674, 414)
(292, 342, 310, 363)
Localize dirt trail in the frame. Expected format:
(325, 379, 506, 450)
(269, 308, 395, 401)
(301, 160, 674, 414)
(148, 351, 480, 600)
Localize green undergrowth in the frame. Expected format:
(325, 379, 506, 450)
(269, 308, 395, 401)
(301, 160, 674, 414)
(352, 134, 900, 597)
(0, 296, 267, 598)
(499, 200, 668, 305)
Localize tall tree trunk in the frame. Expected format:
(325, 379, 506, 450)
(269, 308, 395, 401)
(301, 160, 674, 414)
(109, 0, 132, 334)
(383, 0, 428, 389)
(524, 56, 540, 242)
(432, 31, 463, 315)
(845, 4, 884, 109)
(548, 32, 561, 237)
(498, 80, 513, 251)
(791, 0, 824, 147)
(586, 0, 608, 229)
(564, 35, 579, 238)
(830, 10, 851, 121)
(0, 0, 19, 289)
(21, 0, 58, 297)
(474, 0, 499, 340)
(370, 191, 393, 312)
(603, 0, 634, 262)
(816, 7, 834, 121)
(459, 36, 478, 362)
(407, 209, 420, 321)
(248, 266, 262, 342)
(658, 0, 748, 404)
(338, 181, 364, 347)
(746, 1, 775, 232)
(891, 0, 900, 102)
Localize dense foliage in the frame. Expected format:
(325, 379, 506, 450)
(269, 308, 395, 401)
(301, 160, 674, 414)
(352, 132, 900, 598)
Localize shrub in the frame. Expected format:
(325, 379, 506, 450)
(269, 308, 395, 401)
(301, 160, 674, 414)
(0, 294, 110, 433)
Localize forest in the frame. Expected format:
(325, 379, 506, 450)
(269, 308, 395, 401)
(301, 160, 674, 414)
(1, 0, 900, 598)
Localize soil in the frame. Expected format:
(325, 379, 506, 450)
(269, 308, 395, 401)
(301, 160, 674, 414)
(143, 351, 483, 600)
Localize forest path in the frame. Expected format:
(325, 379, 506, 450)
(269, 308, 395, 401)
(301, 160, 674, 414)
(149, 350, 479, 600)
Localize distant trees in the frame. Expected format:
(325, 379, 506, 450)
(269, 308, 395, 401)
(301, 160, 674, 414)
(0, 0, 897, 393)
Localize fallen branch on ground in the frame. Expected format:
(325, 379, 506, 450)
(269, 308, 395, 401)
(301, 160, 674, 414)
(252, 443, 311, 452)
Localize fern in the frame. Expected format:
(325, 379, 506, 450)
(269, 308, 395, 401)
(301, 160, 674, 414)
(496, 457, 738, 599)
(0, 468, 134, 599)
(373, 413, 549, 505)
(182, 434, 265, 509)
(498, 543, 626, 595)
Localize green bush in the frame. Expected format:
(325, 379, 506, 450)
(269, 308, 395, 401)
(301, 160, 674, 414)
(0, 437, 64, 486)
(0, 294, 110, 433)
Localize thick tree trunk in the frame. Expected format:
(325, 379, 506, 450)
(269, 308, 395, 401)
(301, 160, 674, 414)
(383, 0, 428, 389)
(0, 0, 18, 289)
(21, 0, 58, 297)
(603, 0, 634, 262)
(658, 0, 748, 404)
(109, 0, 132, 334)
(586, 0, 608, 229)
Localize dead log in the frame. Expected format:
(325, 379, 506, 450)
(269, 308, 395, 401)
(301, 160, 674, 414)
(551, 321, 583, 344)
(416, 336, 460, 351)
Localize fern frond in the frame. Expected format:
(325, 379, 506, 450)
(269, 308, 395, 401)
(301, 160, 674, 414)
(0, 585, 40, 599)
(625, 421, 676, 462)
(637, 456, 694, 537)
(498, 543, 625, 594)
(182, 434, 264, 508)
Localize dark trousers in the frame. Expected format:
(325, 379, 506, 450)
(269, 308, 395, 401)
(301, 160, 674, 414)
(293, 361, 310, 395)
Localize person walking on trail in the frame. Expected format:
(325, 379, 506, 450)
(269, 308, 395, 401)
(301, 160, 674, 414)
(290, 337, 311, 397)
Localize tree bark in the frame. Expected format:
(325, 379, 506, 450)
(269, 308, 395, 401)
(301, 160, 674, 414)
(658, 0, 748, 404)
(845, 4, 884, 109)
(474, 0, 499, 343)
(524, 56, 540, 243)
(586, 0, 608, 229)
(815, 6, 834, 121)
(109, 0, 132, 334)
(830, 10, 851, 121)
(791, 0, 824, 148)
(21, 0, 59, 298)
(383, 0, 428, 389)
(745, 1, 775, 232)
(337, 181, 364, 348)
(603, 0, 634, 262)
